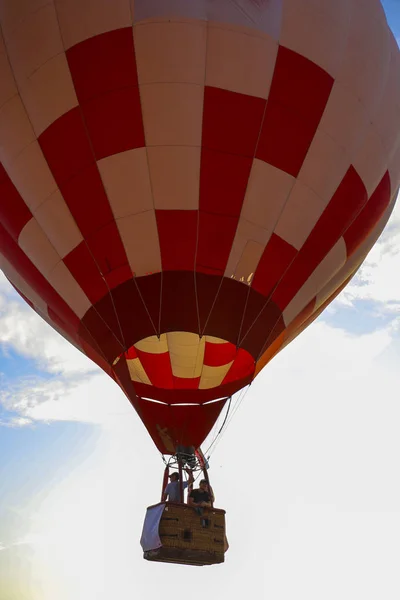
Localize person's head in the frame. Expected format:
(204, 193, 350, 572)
(169, 472, 179, 482)
(199, 479, 208, 491)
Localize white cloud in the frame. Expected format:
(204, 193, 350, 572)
(0, 272, 95, 376)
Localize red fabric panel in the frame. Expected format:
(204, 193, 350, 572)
(256, 46, 334, 176)
(160, 271, 198, 334)
(91, 292, 125, 345)
(64, 241, 108, 304)
(131, 374, 253, 404)
(344, 171, 391, 257)
(0, 164, 32, 240)
(133, 397, 228, 454)
(0, 222, 80, 330)
(272, 166, 368, 310)
(103, 263, 133, 290)
(252, 233, 297, 297)
(60, 163, 114, 237)
(196, 211, 238, 275)
(81, 86, 145, 160)
(202, 86, 266, 157)
(242, 308, 285, 359)
(172, 376, 200, 390)
(156, 210, 197, 270)
(125, 346, 138, 360)
(204, 340, 237, 366)
(67, 28, 138, 103)
(108, 279, 157, 347)
(39, 107, 94, 186)
(201, 277, 248, 342)
(80, 306, 124, 363)
(67, 29, 144, 160)
(135, 350, 174, 389)
(256, 101, 320, 177)
(200, 148, 252, 217)
(222, 348, 255, 385)
(86, 221, 129, 278)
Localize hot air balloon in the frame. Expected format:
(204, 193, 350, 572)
(1, 0, 400, 566)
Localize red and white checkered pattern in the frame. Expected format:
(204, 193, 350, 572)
(1, 0, 399, 453)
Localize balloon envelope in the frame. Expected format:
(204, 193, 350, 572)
(0, 0, 400, 453)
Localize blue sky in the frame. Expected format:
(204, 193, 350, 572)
(1, 3, 400, 599)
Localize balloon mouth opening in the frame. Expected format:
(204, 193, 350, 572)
(111, 331, 255, 391)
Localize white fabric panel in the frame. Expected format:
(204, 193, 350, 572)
(140, 83, 204, 147)
(55, 0, 132, 49)
(319, 82, 370, 158)
(135, 334, 168, 354)
(240, 159, 295, 229)
(0, 95, 35, 167)
(372, 47, 400, 158)
(274, 180, 324, 250)
(134, 21, 207, 85)
(133, 0, 283, 39)
(199, 362, 234, 389)
(206, 0, 283, 40)
(117, 210, 161, 277)
(18, 217, 61, 276)
(283, 238, 347, 326)
(47, 260, 91, 318)
(19, 53, 78, 136)
(34, 189, 83, 258)
(0, 31, 17, 107)
(337, 6, 391, 118)
(127, 358, 152, 384)
(352, 124, 388, 197)
(298, 128, 351, 206)
(167, 332, 205, 379)
(147, 146, 200, 210)
(6, 141, 57, 211)
(140, 504, 164, 552)
(98, 148, 154, 219)
(3, 4, 63, 83)
(206, 25, 277, 98)
(281, 0, 351, 77)
(0, 0, 51, 37)
(224, 219, 270, 281)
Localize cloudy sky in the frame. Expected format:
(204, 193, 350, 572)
(1, 4, 400, 599)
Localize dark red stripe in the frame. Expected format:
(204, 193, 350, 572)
(252, 233, 297, 297)
(156, 210, 197, 270)
(199, 148, 253, 217)
(39, 107, 94, 186)
(256, 45, 334, 176)
(196, 211, 238, 275)
(0, 163, 32, 240)
(66, 28, 139, 103)
(202, 86, 266, 158)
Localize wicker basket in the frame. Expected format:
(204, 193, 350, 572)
(142, 502, 227, 566)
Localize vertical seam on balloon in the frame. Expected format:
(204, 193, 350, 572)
(51, 3, 132, 352)
(129, 0, 163, 338)
(193, 19, 210, 341)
